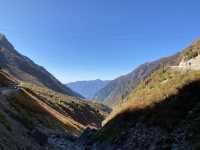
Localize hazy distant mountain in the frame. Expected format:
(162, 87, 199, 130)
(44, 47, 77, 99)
(94, 54, 180, 107)
(66, 79, 110, 99)
(0, 33, 82, 97)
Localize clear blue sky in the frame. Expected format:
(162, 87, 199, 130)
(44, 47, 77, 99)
(0, 0, 200, 83)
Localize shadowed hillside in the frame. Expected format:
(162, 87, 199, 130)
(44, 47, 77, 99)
(88, 68, 200, 150)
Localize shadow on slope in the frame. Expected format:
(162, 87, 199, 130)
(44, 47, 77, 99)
(89, 69, 200, 149)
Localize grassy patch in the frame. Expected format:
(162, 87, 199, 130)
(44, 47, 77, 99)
(105, 68, 200, 125)
(96, 68, 200, 144)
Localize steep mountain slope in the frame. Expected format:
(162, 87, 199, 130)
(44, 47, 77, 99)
(0, 33, 81, 97)
(67, 79, 110, 99)
(94, 54, 180, 107)
(0, 69, 111, 149)
(0, 70, 73, 149)
(88, 68, 200, 150)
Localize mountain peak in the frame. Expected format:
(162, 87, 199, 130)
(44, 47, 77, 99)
(0, 34, 82, 97)
(95, 79, 102, 81)
(0, 33, 9, 42)
(0, 33, 14, 50)
(0, 32, 5, 39)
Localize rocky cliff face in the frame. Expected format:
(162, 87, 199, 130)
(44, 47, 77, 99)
(0, 33, 82, 97)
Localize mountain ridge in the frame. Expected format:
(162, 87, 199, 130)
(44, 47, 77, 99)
(0, 33, 82, 98)
(94, 38, 200, 106)
(94, 53, 180, 107)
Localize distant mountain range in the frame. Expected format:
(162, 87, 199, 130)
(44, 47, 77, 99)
(66, 79, 110, 99)
(0, 33, 82, 98)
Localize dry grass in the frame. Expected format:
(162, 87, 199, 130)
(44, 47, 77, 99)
(182, 38, 200, 60)
(88, 67, 200, 144)
(0, 70, 110, 135)
(9, 87, 84, 135)
(103, 67, 200, 126)
(19, 82, 109, 129)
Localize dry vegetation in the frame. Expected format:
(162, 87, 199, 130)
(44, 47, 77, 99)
(182, 38, 200, 60)
(19, 82, 110, 129)
(11, 88, 85, 135)
(88, 67, 200, 148)
(103, 67, 200, 126)
(0, 70, 110, 137)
